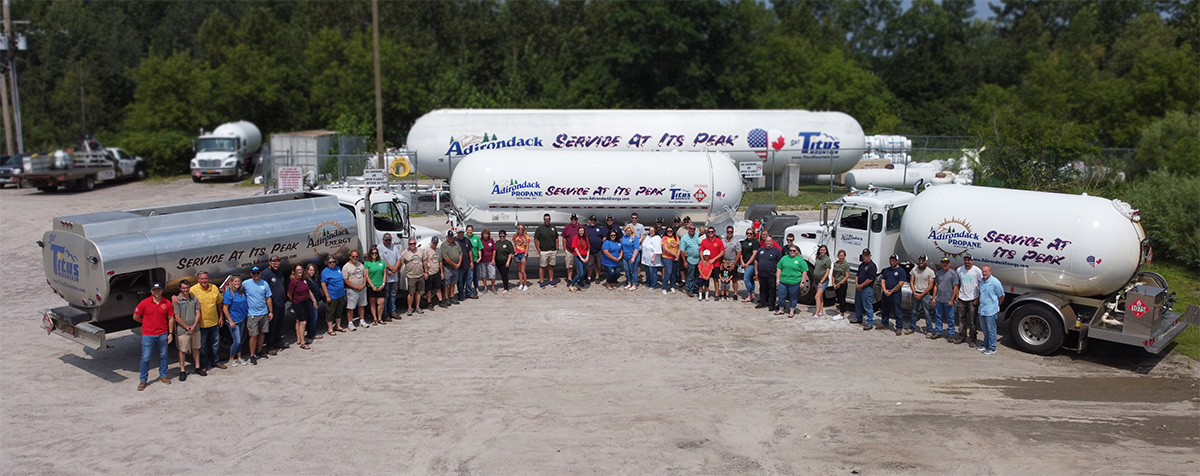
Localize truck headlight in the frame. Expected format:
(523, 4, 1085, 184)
(190, 160, 198, 168)
(223, 160, 236, 167)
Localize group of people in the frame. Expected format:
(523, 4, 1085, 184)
(133, 214, 1011, 390)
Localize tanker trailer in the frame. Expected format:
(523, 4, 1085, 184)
(785, 185, 1197, 355)
(447, 149, 743, 228)
(191, 121, 263, 182)
(406, 109, 865, 179)
(38, 188, 440, 349)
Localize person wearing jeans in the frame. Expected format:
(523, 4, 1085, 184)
(931, 257, 961, 340)
(854, 249, 878, 329)
(222, 277, 250, 366)
(977, 265, 1005, 354)
(908, 255, 936, 333)
(379, 233, 401, 320)
(568, 227, 590, 292)
(191, 271, 225, 371)
(640, 226, 662, 292)
(134, 283, 174, 390)
(774, 246, 809, 317)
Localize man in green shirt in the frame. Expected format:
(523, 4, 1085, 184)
(466, 225, 483, 296)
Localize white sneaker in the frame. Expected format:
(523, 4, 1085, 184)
(662, 290, 668, 295)
(231, 359, 240, 367)
(832, 314, 844, 321)
(347, 322, 356, 331)
(240, 358, 249, 366)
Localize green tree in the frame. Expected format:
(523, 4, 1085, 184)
(1133, 111, 1200, 177)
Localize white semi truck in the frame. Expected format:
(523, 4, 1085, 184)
(190, 121, 263, 182)
(39, 186, 440, 349)
(785, 185, 1197, 355)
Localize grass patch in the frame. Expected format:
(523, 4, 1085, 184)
(741, 184, 847, 210)
(1143, 260, 1200, 360)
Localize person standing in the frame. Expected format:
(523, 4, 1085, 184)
(679, 223, 701, 297)
(242, 267, 274, 365)
(855, 249, 878, 331)
(755, 236, 782, 312)
(424, 236, 446, 306)
(513, 224, 530, 290)
(134, 282, 174, 390)
(363, 246, 388, 326)
(699, 226, 725, 300)
(568, 226, 590, 292)
(930, 257, 961, 341)
(908, 254, 936, 335)
(585, 216, 607, 284)
(976, 265, 1005, 355)
(258, 256, 288, 354)
(440, 230, 463, 304)
(640, 226, 662, 292)
(379, 233, 402, 321)
(879, 254, 908, 334)
(955, 254, 984, 347)
(831, 250, 851, 320)
(222, 277, 249, 366)
(479, 229, 497, 294)
(721, 226, 740, 301)
(629, 213, 645, 243)
(303, 263, 323, 343)
(465, 226, 483, 297)
(287, 264, 319, 350)
(660, 227, 679, 294)
(342, 249, 369, 330)
(810, 245, 833, 318)
(400, 238, 427, 316)
(562, 214, 582, 283)
(171, 280, 202, 380)
(739, 229, 760, 303)
(494, 231, 515, 293)
(321, 256, 348, 335)
(534, 213, 559, 288)
(460, 228, 478, 299)
(192, 271, 225, 371)
(775, 246, 810, 317)
(620, 225, 640, 290)
(601, 230, 623, 289)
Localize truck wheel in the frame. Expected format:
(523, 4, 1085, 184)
(1007, 304, 1065, 355)
(192, 176, 202, 183)
(798, 261, 817, 305)
(135, 166, 147, 181)
(76, 176, 95, 192)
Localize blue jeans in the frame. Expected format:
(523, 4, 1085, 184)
(935, 301, 956, 337)
(457, 264, 473, 298)
(880, 290, 903, 328)
(139, 333, 170, 382)
(384, 281, 398, 317)
(604, 265, 620, 284)
(623, 258, 638, 285)
(200, 325, 220, 369)
(661, 260, 676, 291)
(229, 320, 246, 359)
(644, 264, 659, 289)
(778, 281, 801, 312)
(855, 286, 875, 325)
(743, 264, 756, 294)
(980, 313, 998, 351)
(911, 293, 934, 332)
(686, 262, 699, 293)
(570, 256, 588, 288)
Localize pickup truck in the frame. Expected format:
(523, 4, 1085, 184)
(20, 138, 145, 192)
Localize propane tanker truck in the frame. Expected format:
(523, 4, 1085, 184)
(39, 187, 440, 349)
(784, 185, 1197, 355)
(190, 121, 263, 182)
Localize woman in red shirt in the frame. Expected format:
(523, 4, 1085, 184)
(568, 226, 590, 292)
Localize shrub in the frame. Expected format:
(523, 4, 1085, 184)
(1119, 170, 1200, 269)
(118, 130, 195, 177)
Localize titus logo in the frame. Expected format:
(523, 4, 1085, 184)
(50, 240, 80, 283)
(928, 217, 982, 258)
(445, 133, 543, 157)
(789, 131, 842, 158)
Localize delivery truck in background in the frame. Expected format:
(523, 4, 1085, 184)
(784, 185, 1198, 355)
(19, 137, 145, 192)
(38, 186, 440, 350)
(190, 121, 262, 182)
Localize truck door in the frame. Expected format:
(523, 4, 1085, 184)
(370, 200, 409, 246)
(835, 205, 871, 267)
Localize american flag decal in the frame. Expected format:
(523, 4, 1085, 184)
(748, 128, 768, 160)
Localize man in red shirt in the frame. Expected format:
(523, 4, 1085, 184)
(698, 226, 725, 301)
(134, 282, 175, 391)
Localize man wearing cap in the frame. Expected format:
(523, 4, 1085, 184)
(679, 222, 702, 296)
(908, 254, 937, 336)
(321, 255, 347, 333)
(754, 235, 782, 311)
(533, 213, 559, 288)
(463, 227, 480, 299)
(955, 254, 984, 346)
(562, 214, 582, 281)
(192, 271, 225, 372)
(440, 230, 462, 304)
(456, 229, 476, 299)
(931, 257, 961, 341)
(879, 254, 908, 334)
(379, 233, 402, 321)
(585, 215, 607, 284)
(855, 249, 878, 330)
(721, 226, 740, 300)
(134, 282, 174, 391)
(423, 236, 446, 308)
(171, 280, 202, 380)
(258, 256, 288, 354)
(699, 226, 725, 300)
(399, 237, 426, 316)
(342, 249, 369, 330)
(739, 228, 760, 303)
(977, 265, 1005, 355)
(242, 266, 274, 364)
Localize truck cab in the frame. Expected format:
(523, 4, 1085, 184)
(789, 187, 914, 271)
(104, 148, 145, 181)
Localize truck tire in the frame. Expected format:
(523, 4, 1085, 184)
(1008, 304, 1065, 355)
(75, 176, 95, 192)
(135, 166, 147, 181)
(798, 260, 817, 305)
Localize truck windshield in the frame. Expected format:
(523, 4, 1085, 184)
(197, 138, 236, 153)
(371, 201, 407, 234)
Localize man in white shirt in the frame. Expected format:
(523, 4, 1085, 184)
(378, 233, 402, 321)
(955, 254, 984, 347)
(640, 226, 663, 292)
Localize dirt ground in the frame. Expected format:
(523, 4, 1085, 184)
(1, 179, 1197, 475)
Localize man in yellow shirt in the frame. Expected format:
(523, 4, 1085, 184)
(191, 271, 225, 372)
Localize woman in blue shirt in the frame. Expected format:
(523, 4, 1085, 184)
(620, 225, 641, 290)
(601, 231, 623, 290)
(222, 276, 249, 366)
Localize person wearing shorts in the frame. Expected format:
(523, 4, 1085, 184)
(241, 267, 274, 365)
(400, 237, 427, 316)
(321, 256, 348, 335)
(440, 230, 462, 304)
(342, 250, 368, 330)
(478, 229, 498, 293)
(513, 224, 530, 290)
(534, 213, 559, 288)
(172, 279, 202, 380)
(423, 235, 445, 308)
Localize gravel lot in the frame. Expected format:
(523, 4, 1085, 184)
(1, 179, 1197, 475)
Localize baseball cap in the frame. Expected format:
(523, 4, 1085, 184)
(655, 217, 664, 223)
(917, 254, 928, 262)
(861, 248, 871, 256)
(446, 230, 455, 237)
(570, 213, 578, 220)
(588, 215, 597, 221)
(940, 257, 950, 263)
(703, 250, 711, 256)
(606, 215, 614, 220)
(889, 254, 899, 261)
(150, 282, 163, 290)
(963, 254, 973, 260)
(251, 266, 261, 272)
(431, 236, 440, 242)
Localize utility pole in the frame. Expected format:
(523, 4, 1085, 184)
(371, 0, 384, 169)
(3, 0, 23, 154)
(1, 0, 13, 155)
